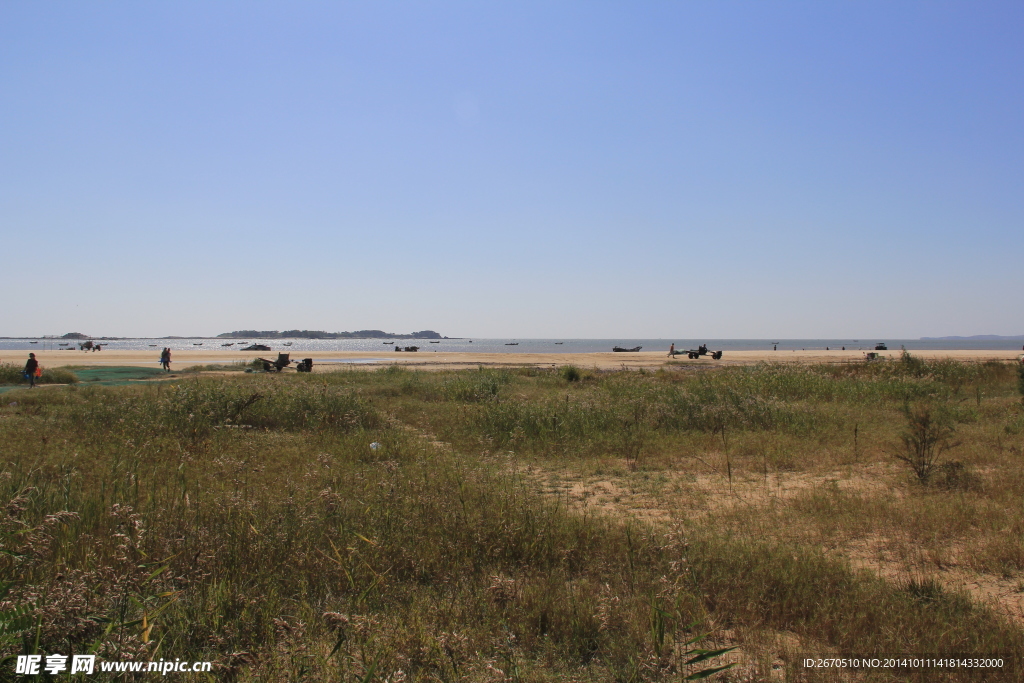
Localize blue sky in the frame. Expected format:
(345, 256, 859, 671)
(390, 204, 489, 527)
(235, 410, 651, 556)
(2, 1, 1021, 338)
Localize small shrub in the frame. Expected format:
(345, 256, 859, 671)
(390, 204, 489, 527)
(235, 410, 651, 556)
(899, 348, 927, 377)
(560, 365, 582, 382)
(1018, 363, 1024, 400)
(892, 403, 959, 485)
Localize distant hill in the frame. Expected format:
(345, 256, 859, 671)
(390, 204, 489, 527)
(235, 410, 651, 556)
(217, 329, 446, 339)
(920, 334, 1024, 340)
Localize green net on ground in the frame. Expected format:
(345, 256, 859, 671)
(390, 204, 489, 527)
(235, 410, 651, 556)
(68, 366, 169, 385)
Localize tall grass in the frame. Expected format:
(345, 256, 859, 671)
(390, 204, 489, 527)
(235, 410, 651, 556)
(2, 360, 1022, 680)
(0, 362, 78, 386)
(0, 379, 734, 681)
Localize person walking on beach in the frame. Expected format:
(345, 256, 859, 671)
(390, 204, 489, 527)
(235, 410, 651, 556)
(668, 343, 675, 358)
(160, 348, 171, 371)
(24, 353, 39, 388)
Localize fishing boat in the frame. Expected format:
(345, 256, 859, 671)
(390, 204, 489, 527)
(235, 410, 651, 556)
(193, 343, 203, 346)
(612, 346, 642, 352)
(429, 341, 440, 343)
(29, 341, 38, 344)
(221, 343, 234, 346)
(283, 342, 293, 346)
(505, 342, 518, 346)
(554, 342, 564, 345)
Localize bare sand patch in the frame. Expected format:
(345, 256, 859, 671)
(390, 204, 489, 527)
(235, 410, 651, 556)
(518, 460, 1024, 626)
(3, 347, 1020, 373)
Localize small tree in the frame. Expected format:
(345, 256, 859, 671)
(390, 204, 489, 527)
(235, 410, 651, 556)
(892, 403, 958, 484)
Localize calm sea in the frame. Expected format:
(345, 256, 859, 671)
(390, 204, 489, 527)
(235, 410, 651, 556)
(4, 338, 1023, 353)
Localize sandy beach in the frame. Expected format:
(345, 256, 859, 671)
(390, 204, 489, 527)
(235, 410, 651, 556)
(4, 348, 1021, 372)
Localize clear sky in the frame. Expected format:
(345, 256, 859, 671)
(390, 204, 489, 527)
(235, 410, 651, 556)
(2, 1, 1022, 338)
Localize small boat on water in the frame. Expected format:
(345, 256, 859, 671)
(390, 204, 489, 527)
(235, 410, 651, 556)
(222, 343, 234, 346)
(283, 342, 293, 346)
(384, 341, 395, 345)
(59, 343, 69, 346)
(193, 343, 203, 346)
(505, 342, 518, 346)
(555, 342, 564, 345)
(612, 346, 642, 352)
(241, 344, 272, 351)
(429, 341, 440, 343)
(30, 341, 38, 344)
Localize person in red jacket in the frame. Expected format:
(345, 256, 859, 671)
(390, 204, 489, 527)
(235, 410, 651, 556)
(24, 353, 39, 388)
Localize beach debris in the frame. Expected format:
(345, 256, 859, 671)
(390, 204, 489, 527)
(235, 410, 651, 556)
(370, 442, 381, 451)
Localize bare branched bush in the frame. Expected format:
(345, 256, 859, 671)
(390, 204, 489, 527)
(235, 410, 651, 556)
(892, 403, 959, 484)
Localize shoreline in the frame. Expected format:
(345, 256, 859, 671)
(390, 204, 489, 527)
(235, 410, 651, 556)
(3, 348, 1021, 372)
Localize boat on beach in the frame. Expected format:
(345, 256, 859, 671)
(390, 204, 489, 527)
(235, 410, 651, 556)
(612, 346, 642, 352)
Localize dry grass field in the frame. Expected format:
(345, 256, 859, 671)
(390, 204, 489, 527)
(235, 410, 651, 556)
(2, 354, 1023, 681)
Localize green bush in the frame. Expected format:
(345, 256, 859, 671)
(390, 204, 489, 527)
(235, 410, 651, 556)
(559, 365, 582, 382)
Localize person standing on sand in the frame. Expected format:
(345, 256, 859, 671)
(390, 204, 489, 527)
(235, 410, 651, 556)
(668, 343, 675, 357)
(160, 348, 171, 371)
(24, 353, 39, 388)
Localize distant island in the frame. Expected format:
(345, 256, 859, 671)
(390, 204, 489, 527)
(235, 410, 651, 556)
(1, 330, 452, 340)
(216, 329, 447, 339)
(920, 334, 1024, 340)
